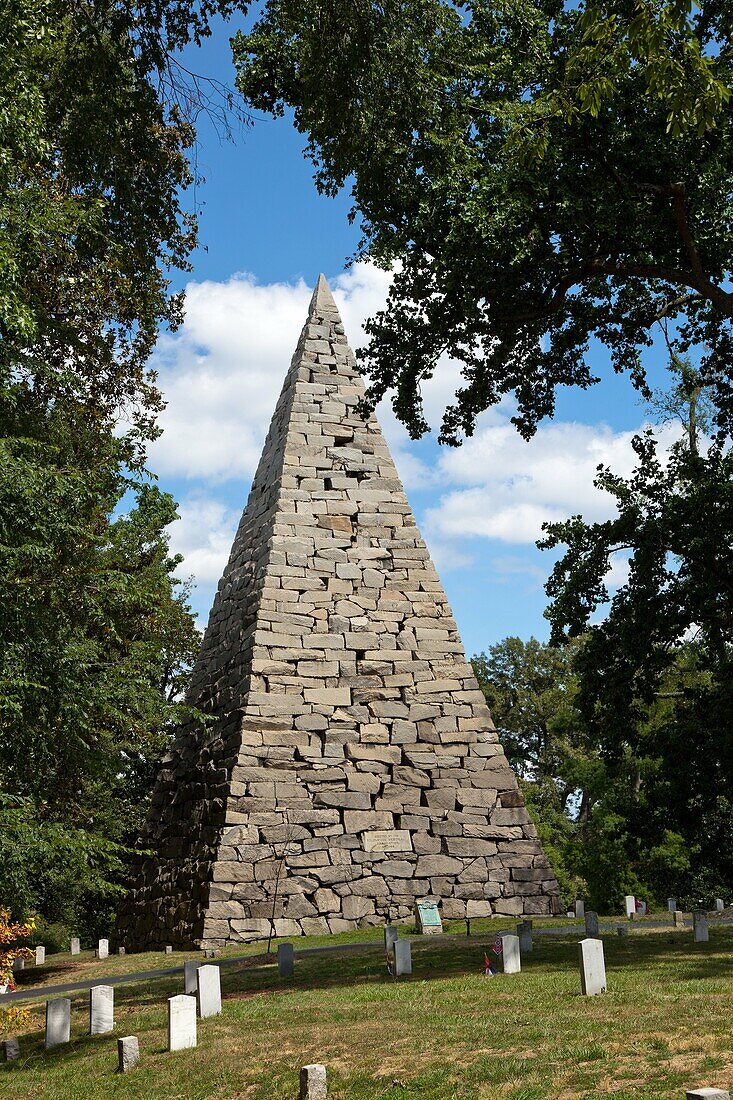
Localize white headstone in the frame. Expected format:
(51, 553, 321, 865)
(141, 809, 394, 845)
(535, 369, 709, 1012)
(501, 934, 521, 974)
(693, 910, 709, 942)
(574, 900, 585, 918)
(277, 943, 294, 978)
(3, 1038, 20, 1062)
(118, 1035, 140, 1073)
(300, 1063, 328, 1100)
(89, 985, 114, 1034)
(585, 911, 600, 937)
(384, 925, 398, 952)
(566, 910, 574, 918)
(184, 959, 202, 994)
(578, 938, 606, 996)
(45, 999, 71, 1049)
(686, 1090, 730, 1100)
(196, 965, 222, 1018)
(167, 995, 197, 1051)
(517, 921, 533, 953)
(97, 938, 109, 960)
(118, 946, 126, 956)
(70, 937, 80, 955)
(715, 899, 724, 911)
(674, 910, 685, 927)
(165, 945, 173, 954)
(667, 898, 676, 912)
(393, 939, 412, 976)
(624, 895, 636, 918)
(35, 946, 45, 965)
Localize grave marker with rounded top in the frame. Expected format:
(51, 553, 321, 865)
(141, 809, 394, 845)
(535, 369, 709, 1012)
(89, 985, 114, 1035)
(118, 1035, 140, 1073)
(500, 934, 521, 973)
(685, 1089, 730, 1100)
(97, 938, 109, 960)
(517, 921, 533, 953)
(578, 938, 606, 996)
(584, 911, 600, 937)
(45, 998, 71, 1049)
(300, 1063, 328, 1100)
(384, 925, 398, 953)
(574, 900, 585, 918)
(167, 995, 197, 1051)
(693, 910, 709, 942)
(278, 942, 294, 978)
(3, 1038, 20, 1062)
(624, 896, 636, 918)
(668, 898, 677, 912)
(196, 964, 222, 1018)
(35, 946, 45, 965)
(184, 959, 202, 994)
(393, 939, 412, 976)
(70, 937, 80, 955)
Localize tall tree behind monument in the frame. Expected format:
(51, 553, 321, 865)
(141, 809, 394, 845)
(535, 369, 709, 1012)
(117, 277, 560, 950)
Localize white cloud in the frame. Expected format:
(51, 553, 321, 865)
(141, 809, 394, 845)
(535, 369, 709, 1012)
(170, 495, 239, 586)
(426, 419, 679, 545)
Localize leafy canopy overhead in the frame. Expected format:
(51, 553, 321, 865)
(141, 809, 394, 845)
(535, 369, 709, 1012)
(233, 0, 733, 441)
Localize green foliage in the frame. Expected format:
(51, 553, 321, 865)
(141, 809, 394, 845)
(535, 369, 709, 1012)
(233, 0, 733, 442)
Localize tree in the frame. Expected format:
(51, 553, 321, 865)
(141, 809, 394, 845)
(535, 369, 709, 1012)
(233, 0, 733, 442)
(540, 365, 733, 903)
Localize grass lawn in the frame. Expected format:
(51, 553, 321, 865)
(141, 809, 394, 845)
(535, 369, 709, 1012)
(1, 921, 731, 1100)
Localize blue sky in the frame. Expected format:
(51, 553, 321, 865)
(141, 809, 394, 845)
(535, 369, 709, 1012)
(151, 16, 674, 657)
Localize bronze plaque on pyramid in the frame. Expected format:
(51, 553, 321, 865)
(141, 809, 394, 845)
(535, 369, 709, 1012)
(117, 276, 560, 949)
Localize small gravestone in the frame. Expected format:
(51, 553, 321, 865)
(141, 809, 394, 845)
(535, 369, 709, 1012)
(616, 926, 628, 937)
(167, 995, 197, 1051)
(693, 910, 709, 942)
(97, 938, 109, 960)
(277, 943, 294, 978)
(384, 925, 398, 953)
(393, 939, 412, 977)
(674, 911, 685, 927)
(668, 898, 677, 913)
(578, 938, 606, 996)
(118, 1035, 140, 1073)
(715, 899, 725, 911)
(415, 900, 442, 935)
(184, 960, 202, 994)
(3, 1038, 20, 1062)
(89, 985, 114, 1035)
(118, 946, 125, 956)
(566, 910, 574, 918)
(70, 938, 80, 955)
(517, 921, 533, 953)
(196, 965, 222, 1018)
(45, 998, 71, 1049)
(501, 934, 521, 974)
(35, 946, 45, 966)
(300, 1063, 328, 1100)
(686, 1090, 730, 1100)
(624, 895, 636, 918)
(165, 945, 173, 954)
(574, 900, 585, 918)
(585, 911, 600, 937)
(12, 957, 24, 972)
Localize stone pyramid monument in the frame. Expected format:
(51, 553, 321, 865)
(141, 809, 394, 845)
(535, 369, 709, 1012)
(117, 276, 560, 950)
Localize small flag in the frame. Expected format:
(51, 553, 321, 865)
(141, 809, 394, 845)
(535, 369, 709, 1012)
(492, 935, 503, 955)
(483, 952, 495, 976)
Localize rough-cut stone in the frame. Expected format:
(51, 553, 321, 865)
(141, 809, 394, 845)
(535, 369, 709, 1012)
(168, 995, 197, 1051)
(301, 1063, 328, 1100)
(45, 999, 71, 1049)
(3, 1038, 20, 1062)
(686, 1090, 730, 1100)
(117, 276, 560, 950)
(578, 938, 606, 996)
(89, 985, 114, 1035)
(118, 1035, 140, 1073)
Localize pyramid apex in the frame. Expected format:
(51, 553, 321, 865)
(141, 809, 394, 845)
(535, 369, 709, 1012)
(309, 272, 338, 315)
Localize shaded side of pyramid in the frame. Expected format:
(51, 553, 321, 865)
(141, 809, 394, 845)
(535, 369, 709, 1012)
(117, 276, 560, 950)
